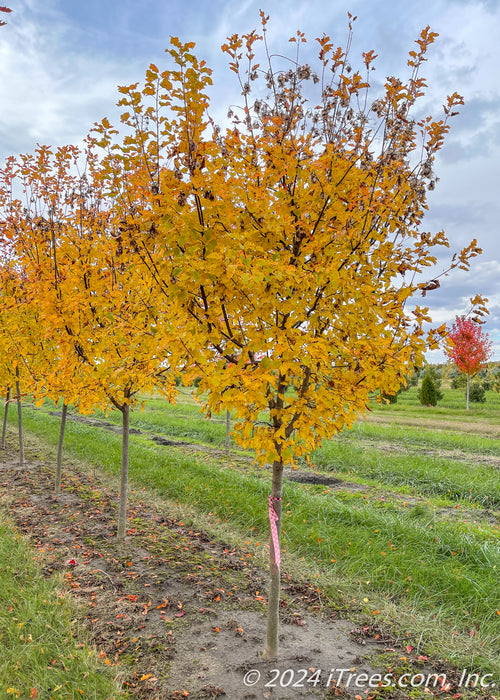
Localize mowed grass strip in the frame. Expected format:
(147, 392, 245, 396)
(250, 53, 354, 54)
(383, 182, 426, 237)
(0, 512, 124, 699)
(88, 394, 228, 446)
(78, 390, 500, 508)
(9, 404, 500, 674)
(311, 438, 500, 507)
(377, 386, 500, 419)
(343, 419, 500, 456)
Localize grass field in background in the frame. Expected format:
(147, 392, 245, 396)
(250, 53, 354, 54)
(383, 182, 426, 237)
(4, 385, 500, 677)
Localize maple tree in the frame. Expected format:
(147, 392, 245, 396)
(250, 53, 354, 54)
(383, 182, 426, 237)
(92, 13, 489, 659)
(446, 316, 493, 409)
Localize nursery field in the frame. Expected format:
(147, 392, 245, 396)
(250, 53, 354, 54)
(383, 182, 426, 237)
(1, 386, 499, 699)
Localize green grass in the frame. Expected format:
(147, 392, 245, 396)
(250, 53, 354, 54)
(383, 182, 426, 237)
(8, 394, 500, 676)
(343, 419, 500, 455)
(311, 439, 500, 506)
(379, 386, 500, 418)
(0, 512, 124, 699)
(85, 393, 230, 446)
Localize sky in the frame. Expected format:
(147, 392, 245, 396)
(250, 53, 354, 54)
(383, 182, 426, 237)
(1, 0, 499, 361)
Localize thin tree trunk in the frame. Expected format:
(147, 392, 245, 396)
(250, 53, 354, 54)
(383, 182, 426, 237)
(15, 370, 24, 467)
(225, 408, 231, 454)
(117, 403, 130, 540)
(466, 374, 470, 410)
(1, 387, 11, 449)
(264, 459, 284, 660)
(55, 402, 68, 496)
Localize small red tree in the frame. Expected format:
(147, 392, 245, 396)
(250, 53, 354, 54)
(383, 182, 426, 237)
(446, 316, 493, 409)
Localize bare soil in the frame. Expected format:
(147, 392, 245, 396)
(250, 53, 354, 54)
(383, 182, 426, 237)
(0, 429, 491, 699)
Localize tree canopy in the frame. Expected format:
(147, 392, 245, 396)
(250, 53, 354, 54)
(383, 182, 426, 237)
(0, 13, 489, 659)
(91, 15, 486, 658)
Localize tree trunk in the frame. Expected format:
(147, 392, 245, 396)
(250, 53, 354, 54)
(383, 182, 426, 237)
(117, 403, 130, 540)
(225, 408, 231, 454)
(15, 371, 24, 467)
(1, 387, 11, 449)
(466, 374, 470, 411)
(55, 402, 68, 496)
(264, 459, 284, 660)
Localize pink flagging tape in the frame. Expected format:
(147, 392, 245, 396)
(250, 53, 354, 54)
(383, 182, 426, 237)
(269, 496, 282, 569)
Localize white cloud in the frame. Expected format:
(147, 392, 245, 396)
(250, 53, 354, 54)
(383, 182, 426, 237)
(0, 2, 143, 155)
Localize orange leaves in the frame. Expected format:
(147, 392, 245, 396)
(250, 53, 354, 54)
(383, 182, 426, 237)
(0, 135, 181, 418)
(444, 91, 464, 116)
(426, 323, 448, 351)
(259, 9, 269, 28)
(0, 17, 485, 474)
(362, 49, 378, 68)
(413, 25, 439, 60)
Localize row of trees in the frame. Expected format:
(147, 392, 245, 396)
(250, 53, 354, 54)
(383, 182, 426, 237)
(0, 143, 182, 536)
(0, 15, 489, 658)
